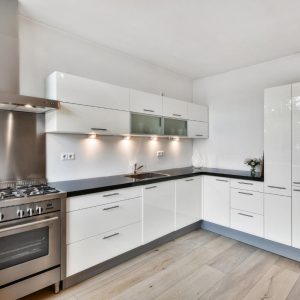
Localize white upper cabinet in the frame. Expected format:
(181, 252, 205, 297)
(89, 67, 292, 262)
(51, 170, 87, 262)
(188, 121, 208, 138)
(130, 89, 162, 115)
(188, 103, 208, 122)
(46, 72, 130, 111)
(292, 82, 300, 187)
(162, 96, 188, 119)
(264, 84, 292, 196)
(46, 102, 130, 135)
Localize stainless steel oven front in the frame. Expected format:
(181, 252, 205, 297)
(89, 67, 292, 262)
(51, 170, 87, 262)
(0, 211, 60, 287)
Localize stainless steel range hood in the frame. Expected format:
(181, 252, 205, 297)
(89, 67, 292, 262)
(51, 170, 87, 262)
(0, 91, 60, 113)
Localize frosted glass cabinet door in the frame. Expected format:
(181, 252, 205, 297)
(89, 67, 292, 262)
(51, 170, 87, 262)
(264, 85, 292, 196)
(292, 82, 300, 187)
(163, 118, 187, 136)
(131, 113, 163, 135)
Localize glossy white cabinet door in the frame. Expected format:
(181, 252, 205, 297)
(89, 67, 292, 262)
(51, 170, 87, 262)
(292, 82, 300, 187)
(162, 97, 188, 119)
(188, 120, 208, 138)
(203, 176, 230, 227)
(46, 102, 130, 134)
(175, 176, 202, 230)
(292, 188, 300, 248)
(130, 89, 162, 115)
(46, 72, 130, 111)
(264, 85, 291, 196)
(264, 193, 291, 245)
(187, 103, 208, 122)
(143, 181, 175, 243)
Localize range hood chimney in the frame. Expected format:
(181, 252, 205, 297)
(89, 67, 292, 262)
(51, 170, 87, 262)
(0, 0, 59, 113)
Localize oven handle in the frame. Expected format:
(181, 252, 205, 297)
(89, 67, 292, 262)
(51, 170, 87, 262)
(0, 216, 59, 233)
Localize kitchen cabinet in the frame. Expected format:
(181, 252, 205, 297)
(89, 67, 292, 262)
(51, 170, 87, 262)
(175, 176, 202, 230)
(292, 82, 300, 187)
(45, 102, 130, 135)
(264, 84, 291, 196)
(46, 71, 130, 111)
(203, 176, 230, 227)
(188, 120, 208, 138)
(130, 89, 162, 116)
(188, 103, 208, 122)
(143, 181, 175, 243)
(164, 118, 187, 137)
(130, 113, 163, 135)
(231, 179, 263, 192)
(162, 96, 188, 119)
(264, 193, 291, 245)
(292, 188, 300, 248)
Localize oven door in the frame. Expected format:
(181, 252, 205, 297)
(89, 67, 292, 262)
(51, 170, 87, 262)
(0, 212, 60, 287)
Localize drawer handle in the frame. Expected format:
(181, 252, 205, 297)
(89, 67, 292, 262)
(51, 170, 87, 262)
(238, 192, 253, 196)
(238, 212, 253, 218)
(196, 134, 203, 137)
(103, 232, 119, 240)
(293, 189, 300, 192)
(267, 185, 286, 190)
(143, 109, 154, 113)
(216, 179, 228, 182)
(293, 182, 300, 184)
(103, 205, 120, 211)
(103, 192, 119, 197)
(185, 178, 194, 182)
(91, 128, 108, 131)
(238, 182, 253, 185)
(173, 113, 182, 117)
(145, 186, 157, 190)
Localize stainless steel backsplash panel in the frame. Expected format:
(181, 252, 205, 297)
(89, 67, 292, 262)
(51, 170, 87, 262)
(0, 110, 45, 183)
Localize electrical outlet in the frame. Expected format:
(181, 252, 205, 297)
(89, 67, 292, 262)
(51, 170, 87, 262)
(60, 153, 68, 160)
(157, 150, 165, 158)
(68, 152, 75, 160)
(60, 152, 75, 161)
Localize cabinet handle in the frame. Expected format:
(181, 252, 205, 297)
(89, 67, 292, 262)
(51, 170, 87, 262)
(103, 192, 119, 197)
(173, 113, 182, 117)
(238, 182, 253, 185)
(103, 232, 119, 240)
(143, 109, 154, 113)
(91, 128, 108, 131)
(145, 186, 157, 190)
(238, 212, 253, 218)
(293, 189, 300, 192)
(238, 192, 253, 196)
(216, 179, 228, 182)
(196, 134, 203, 137)
(267, 185, 286, 190)
(185, 178, 194, 182)
(293, 182, 300, 185)
(103, 205, 119, 211)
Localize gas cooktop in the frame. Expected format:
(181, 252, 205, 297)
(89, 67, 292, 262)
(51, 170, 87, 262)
(0, 184, 60, 200)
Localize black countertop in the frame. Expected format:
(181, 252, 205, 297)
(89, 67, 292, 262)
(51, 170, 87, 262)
(49, 166, 263, 197)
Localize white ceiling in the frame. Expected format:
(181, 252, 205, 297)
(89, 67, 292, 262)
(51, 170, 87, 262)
(19, 0, 300, 79)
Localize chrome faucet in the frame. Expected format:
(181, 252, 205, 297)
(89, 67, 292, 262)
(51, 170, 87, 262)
(133, 163, 144, 174)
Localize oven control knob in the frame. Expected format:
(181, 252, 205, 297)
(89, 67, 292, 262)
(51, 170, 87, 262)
(0, 212, 4, 221)
(27, 208, 34, 216)
(36, 206, 43, 215)
(17, 209, 25, 218)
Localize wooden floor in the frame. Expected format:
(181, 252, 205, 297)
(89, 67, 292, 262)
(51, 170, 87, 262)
(22, 229, 300, 300)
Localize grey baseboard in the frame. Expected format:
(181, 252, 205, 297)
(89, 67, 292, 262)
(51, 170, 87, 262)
(62, 222, 201, 289)
(201, 220, 300, 262)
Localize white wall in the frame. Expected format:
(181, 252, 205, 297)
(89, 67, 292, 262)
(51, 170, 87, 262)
(18, 17, 193, 181)
(193, 54, 300, 171)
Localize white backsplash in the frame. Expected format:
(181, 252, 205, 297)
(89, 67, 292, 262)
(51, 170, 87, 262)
(46, 134, 192, 182)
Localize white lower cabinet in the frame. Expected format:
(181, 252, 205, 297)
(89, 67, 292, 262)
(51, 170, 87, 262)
(292, 188, 300, 248)
(264, 193, 291, 245)
(143, 181, 175, 243)
(203, 176, 230, 227)
(175, 176, 202, 230)
(67, 222, 142, 276)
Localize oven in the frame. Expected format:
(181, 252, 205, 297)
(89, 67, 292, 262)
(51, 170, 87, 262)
(0, 211, 61, 287)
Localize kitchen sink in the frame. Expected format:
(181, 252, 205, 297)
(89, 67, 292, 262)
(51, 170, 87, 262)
(125, 172, 169, 180)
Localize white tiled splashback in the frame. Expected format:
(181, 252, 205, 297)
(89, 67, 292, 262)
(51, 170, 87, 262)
(46, 134, 192, 182)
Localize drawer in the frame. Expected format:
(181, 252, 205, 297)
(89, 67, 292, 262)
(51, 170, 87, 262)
(67, 222, 142, 276)
(231, 209, 263, 237)
(67, 197, 142, 244)
(231, 189, 263, 215)
(231, 179, 263, 192)
(67, 186, 142, 212)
